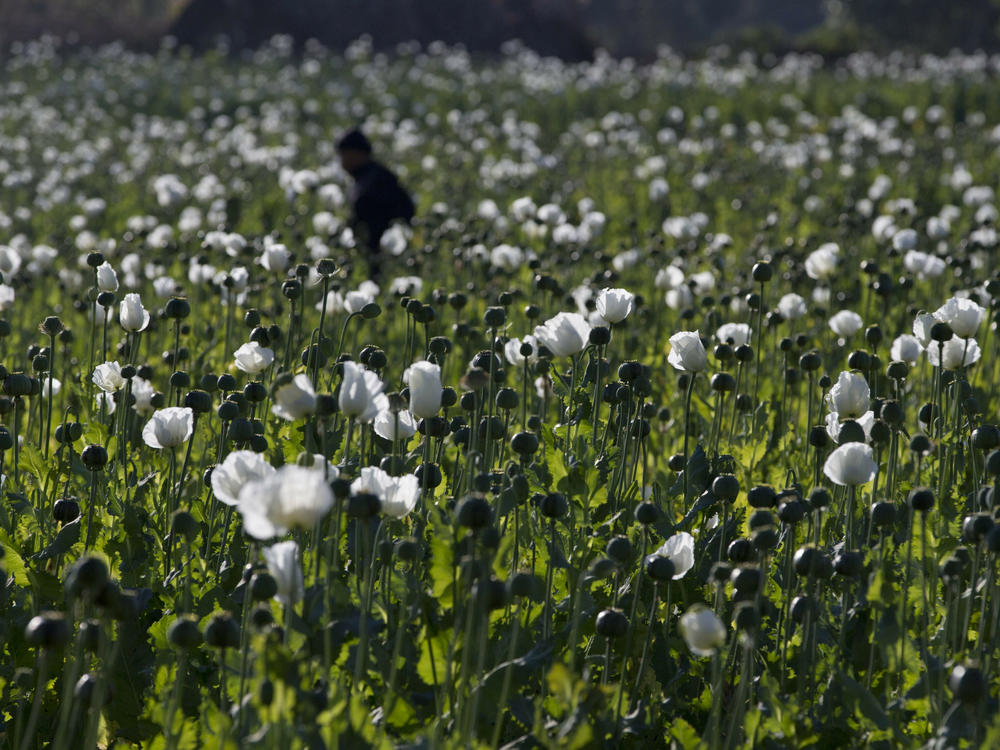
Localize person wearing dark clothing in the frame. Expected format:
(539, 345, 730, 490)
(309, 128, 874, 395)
(336, 128, 415, 282)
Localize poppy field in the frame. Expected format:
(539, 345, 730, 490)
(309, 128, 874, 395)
(2, 35, 1000, 748)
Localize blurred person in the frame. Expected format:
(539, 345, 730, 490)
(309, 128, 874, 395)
(337, 128, 415, 281)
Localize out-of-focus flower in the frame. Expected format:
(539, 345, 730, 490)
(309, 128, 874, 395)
(777, 293, 807, 320)
(716, 323, 751, 347)
(890, 334, 923, 365)
(805, 243, 839, 281)
(373, 407, 418, 442)
(262, 541, 304, 607)
(237, 465, 334, 539)
(132, 377, 156, 415)
(679, 605, 727, 656)
(212, 450, 276, 506)
(829, 310, 863, 337)
(903, 251, 946, 279)
(272, 374, 317, 421)
(912, 312, 937, 347)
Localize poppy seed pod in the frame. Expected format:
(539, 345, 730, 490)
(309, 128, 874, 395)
(870, 501, 896, 529)
(471, 577, 507, 611)
(606, 536, 633, 565)
(886, 360, 909, 380)
(809, 487, 832, 509)
(66, 555, 110, 599)
(483, 306, 506, 328)
(799, 351, 821, 372)
(847, 350, 870, 370)
(714, 343, 734, 362)
(809, 426, 830, 448)
(752, 262, 772, 282)
(415, 462, 442, 489)
(540, 492, 569, 519)
(972, 425, 1000, 452)
(165, 297, 191, 319)
(250, 572, 278, 602)
(456, 493, 492, 529)
(3, 372, 33, 397)
(710, 372, 736, 392)
(747, 485, 776, 508)
(710, 561, 733, 584)
(595, 608, 629, 639)
(910, 434, 933, 456)
(510, 431, 539, 456)
(708, 475, 738, 504)
(204, 613, 240, 649)
(748, 509, 775, 531)
(734, 601, 761, 633)
(170, 510, 199, 543)
(589, 326, 611, 346)
(962, 513, 993, 543)
(167, 616, 203, 650)
(929, 321, 953, 343)
(949, 665, 986, 704)
(347, 492, 381, 519)
(778, 500, 807, 525)
(642, 553, 674, 581)
(791, 595, 819, 624)
(635, 501, 659, 525)
(793, 546, 831, 578)
(25, 612, 72, 650)
(751, 527, 779, 552)
(731, 566, 762, 594)
(183, 390, 213, 414)
(727, 538, 754, 563)
(81, 444, 108, 471)
(909, 487, 935, 513)
(53, 497, 80, 524)
(833, 550, 864, 577)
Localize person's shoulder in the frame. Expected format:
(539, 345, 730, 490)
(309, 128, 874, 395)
(369, 161, 399, 181)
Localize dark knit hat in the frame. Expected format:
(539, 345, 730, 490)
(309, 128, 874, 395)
(336, 128, 372, 153)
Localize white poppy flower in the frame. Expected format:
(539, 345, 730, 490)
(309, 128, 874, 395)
(142, 407, 194, 449)
(262, 540, 304, 607)
(212, 450, 277, 506)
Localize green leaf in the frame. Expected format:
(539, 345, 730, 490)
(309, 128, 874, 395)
(669, 717, 701, 749)
(32, 519, 81, 561)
